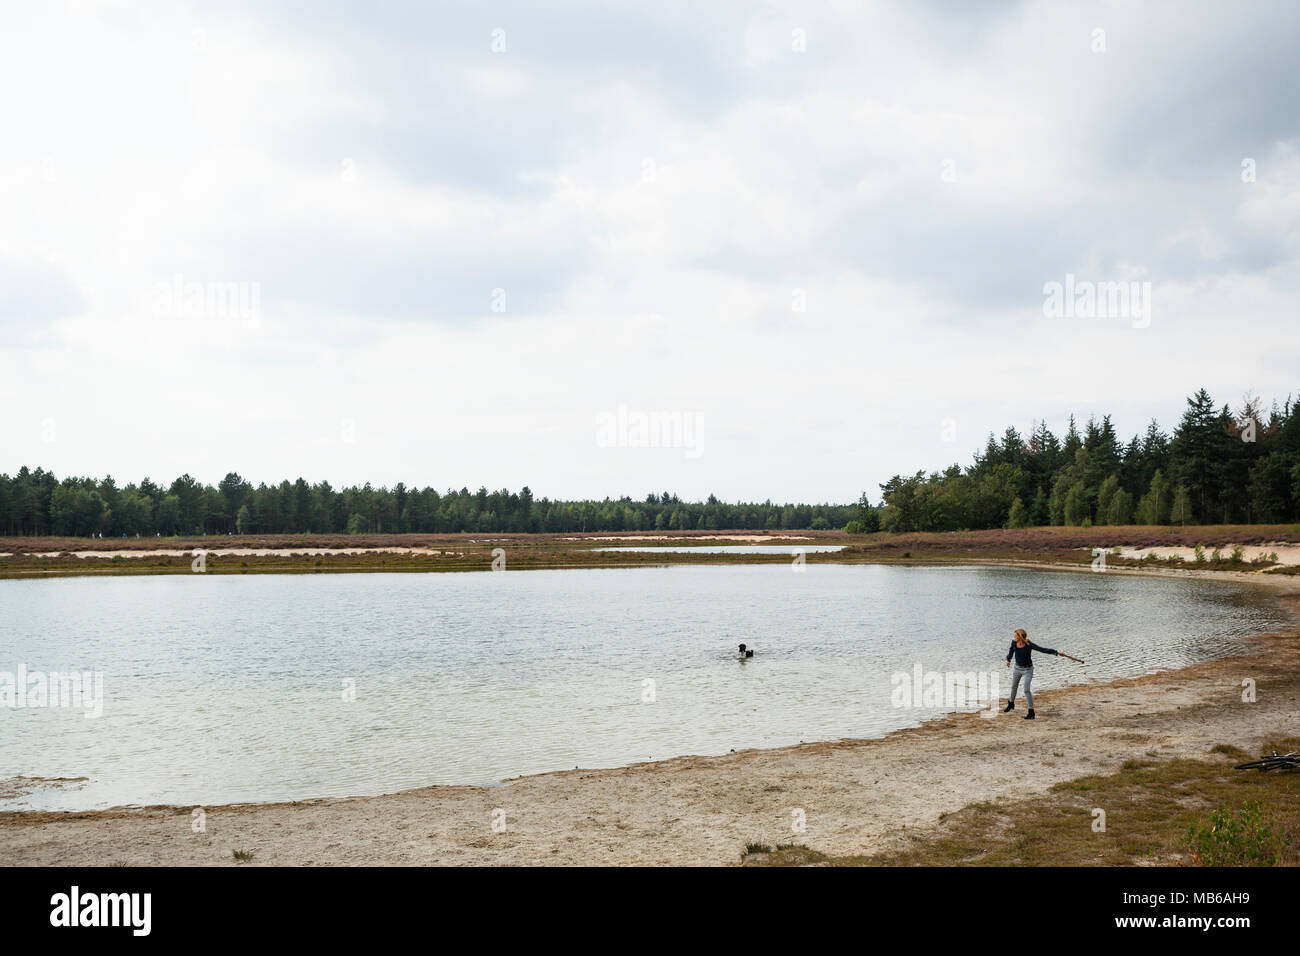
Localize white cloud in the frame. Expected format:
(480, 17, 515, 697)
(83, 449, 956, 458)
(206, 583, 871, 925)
(2, 0, 1297, 501)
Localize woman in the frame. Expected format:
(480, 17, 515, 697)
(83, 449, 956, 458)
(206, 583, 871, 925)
(1002, 628, 1061, 720)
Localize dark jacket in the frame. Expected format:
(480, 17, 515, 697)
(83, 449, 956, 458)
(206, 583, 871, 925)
(1006, 640, 1058, 667)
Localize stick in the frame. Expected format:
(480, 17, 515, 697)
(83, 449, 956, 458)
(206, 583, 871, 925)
(1059, 652, 1085, 664)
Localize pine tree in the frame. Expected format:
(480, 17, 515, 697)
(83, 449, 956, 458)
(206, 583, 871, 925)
(1030, 487, 1049, 526)
(1169, 388, 1220, 521)
(1119, 435, 1143, 493)
(1000, 427, 1026, 468)
(1136, 419, 1171, 491)
(1061, 415, 1082, 462)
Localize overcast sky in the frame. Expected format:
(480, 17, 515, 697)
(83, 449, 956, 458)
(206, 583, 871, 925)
(2, 1, 1297, 503)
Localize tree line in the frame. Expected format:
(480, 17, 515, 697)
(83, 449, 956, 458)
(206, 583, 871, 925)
(869, 388, 1300, 533)
(6, 387, 1296, 538)
(0, 470, 855, 537)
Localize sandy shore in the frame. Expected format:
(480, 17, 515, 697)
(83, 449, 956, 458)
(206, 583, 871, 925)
(0, 534, 815, 561)
(1119, 542, 1300, 566)
(9, 538, 1294, 565)
(3, 568, 1297, 867)
(0, 547, 454, 559)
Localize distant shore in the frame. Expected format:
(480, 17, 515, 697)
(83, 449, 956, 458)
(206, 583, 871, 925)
(2, 525, 1299, 579)
(2, 566, 1296, 866)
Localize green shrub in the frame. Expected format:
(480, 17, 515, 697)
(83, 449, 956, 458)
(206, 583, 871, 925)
(1185, 803, 1290, 866)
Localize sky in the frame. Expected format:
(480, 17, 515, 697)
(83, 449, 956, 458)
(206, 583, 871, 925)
(2, 0, 1297, 503)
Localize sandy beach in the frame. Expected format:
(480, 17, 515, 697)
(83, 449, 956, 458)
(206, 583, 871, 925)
(2, 566, 1296, 867)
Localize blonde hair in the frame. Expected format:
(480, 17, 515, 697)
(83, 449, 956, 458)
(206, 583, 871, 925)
(1014, 628, 1028, 641)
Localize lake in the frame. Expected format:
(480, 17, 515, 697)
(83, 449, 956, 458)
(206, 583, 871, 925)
(0, 565, 1285, 810)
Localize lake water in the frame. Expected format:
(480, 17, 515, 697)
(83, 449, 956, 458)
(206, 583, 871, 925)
(0, 565, 1285, 810)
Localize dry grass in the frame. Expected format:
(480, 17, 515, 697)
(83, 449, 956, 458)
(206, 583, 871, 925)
(0, 529, 836, 554)
(3, 525, 1298, 579)
(0, 537, 814, 578)
(748, 737, 1300, 867)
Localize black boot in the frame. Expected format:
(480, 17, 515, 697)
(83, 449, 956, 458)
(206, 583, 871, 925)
(1024, 708, 1035, 720)
(1002, 700, 1014, 712)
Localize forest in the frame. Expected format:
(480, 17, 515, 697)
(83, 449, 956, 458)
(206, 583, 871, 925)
(3, 388, 1296, 538)
(867, 388, 1300, 533)
(0, 471, 854, 537)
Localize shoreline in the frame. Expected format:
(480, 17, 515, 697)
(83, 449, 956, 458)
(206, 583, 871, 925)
(3, 566, 1297, 865)
(3, 526, 1299, 580)
(4, 553, 1299, 582)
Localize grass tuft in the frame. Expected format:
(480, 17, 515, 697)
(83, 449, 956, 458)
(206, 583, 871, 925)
(745, 738, 1300, 867)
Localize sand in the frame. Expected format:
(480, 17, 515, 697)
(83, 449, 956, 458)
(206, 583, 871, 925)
(0, 547, 449, 559)
(0, 532, 813, 559)
(2, 569, 1296, 867)
(1118, 543, 1300, 566)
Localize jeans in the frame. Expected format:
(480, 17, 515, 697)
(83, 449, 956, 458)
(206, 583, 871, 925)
(1009, 664, 1034, 709)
